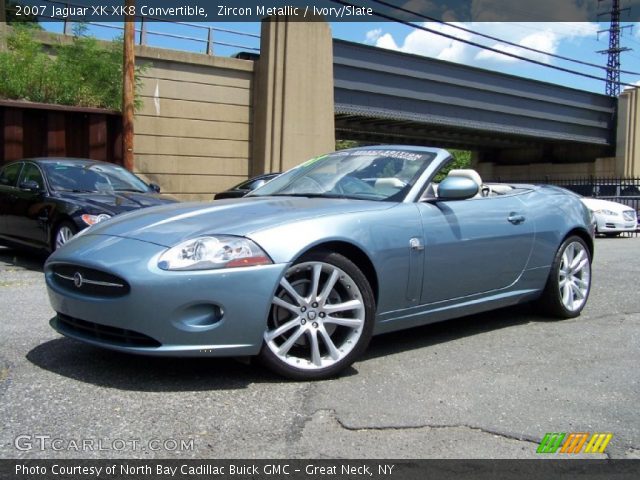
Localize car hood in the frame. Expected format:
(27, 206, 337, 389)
(580, 198, 633, 213)
(56, 191, 177, 214)
(82, 196, 393, 247)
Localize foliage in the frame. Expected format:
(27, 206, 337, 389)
(434, 149, 472, 181)
(0, 25, 144, 111)
(335, 139, 365, 150)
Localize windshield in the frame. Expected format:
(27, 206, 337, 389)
(42, 162, 151, 193)
(249, 149, 436, 201)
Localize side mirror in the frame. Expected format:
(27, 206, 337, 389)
(19, 180, 41, 192)
(149, 183, 161, 193)
(437, 176, 479, 200)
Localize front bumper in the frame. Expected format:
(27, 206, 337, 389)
(595, 216, 638, 233)
(45, 234, 287, 357)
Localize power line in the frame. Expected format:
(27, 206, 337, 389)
(369, 0, 640, 76)
(330, 0, 638, 89)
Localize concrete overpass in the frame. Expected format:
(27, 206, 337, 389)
(332, 40, 616, 167)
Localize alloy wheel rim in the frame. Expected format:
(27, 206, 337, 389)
(55, 227, 74, 249)
(265, 261, 365, 370)
(558, 241, 591, 312)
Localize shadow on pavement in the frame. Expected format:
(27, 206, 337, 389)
(0, 246, 45, 273)
(27, 304, 545, 389)
(363, 303, 544, 361)
(26, 337, 285, 391)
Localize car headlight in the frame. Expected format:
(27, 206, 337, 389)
(594, 209, 618, 216)
(158, 235, 272, 271)
(81, 213, 112, 226)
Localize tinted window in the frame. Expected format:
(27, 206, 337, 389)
(19, 163, 45, 190)
(0, 163, 23, 187)
(41, 162, 150, 193)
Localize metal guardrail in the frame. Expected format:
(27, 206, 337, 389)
(7, 0, 261, 56)
(491, 176, 640, 237)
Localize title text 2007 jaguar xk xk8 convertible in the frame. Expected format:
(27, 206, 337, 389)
(45, 146, 594, 380)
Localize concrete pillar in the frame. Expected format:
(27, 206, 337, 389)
(252, 16, 335, 175)
(616, 87, 640, 177)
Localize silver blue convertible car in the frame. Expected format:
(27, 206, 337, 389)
(45, 146, 594, 380)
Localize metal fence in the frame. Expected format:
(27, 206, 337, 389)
(492, 176, 640, 236)
(7, 0, 261, 57)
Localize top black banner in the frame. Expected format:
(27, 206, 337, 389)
(5, 0, 640, 23)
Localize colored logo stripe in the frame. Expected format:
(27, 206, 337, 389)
(537, 433, 613, 454)
(537, 433, 566, 453)
(560, 433, 589, 454)
(584, 433, 613, 453)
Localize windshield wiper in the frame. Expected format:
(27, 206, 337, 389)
(266, 193, 353, 199)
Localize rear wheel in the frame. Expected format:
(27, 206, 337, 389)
(259, 251, 375, 380)
(53, 221, 77, 251)
(536, 235, 591, 318)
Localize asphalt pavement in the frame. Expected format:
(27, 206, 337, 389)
(0, 237, 638, 459)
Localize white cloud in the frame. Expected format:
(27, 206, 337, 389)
(374, 21, 599, 67)
(374, 22, 474, 63)
(475, 30, 557, 64)
(365, 28, 383, 44)
(376, 33, 400, 51)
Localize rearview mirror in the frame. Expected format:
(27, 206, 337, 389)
(149, 183, 161, 193)
(19, 180, 41, 192)
(437, 176, 478, 200)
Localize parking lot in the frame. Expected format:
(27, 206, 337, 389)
(0, 237, 638, 459)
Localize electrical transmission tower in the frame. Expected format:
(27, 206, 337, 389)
(598, 0, 632, 97)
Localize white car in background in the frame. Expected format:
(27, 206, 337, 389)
(580, 198, 638, 236)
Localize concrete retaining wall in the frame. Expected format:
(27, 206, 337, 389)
(134, 47, 255, 201)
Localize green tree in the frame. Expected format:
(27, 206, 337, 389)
(433, 149, 472, 181)
(0, 25, 144, 111)
(335, 139, 365, 150)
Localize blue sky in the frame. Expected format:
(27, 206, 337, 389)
(43, 20, 640, 95)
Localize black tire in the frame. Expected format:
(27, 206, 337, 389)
(259, 250, 375, 380)
(52, 221, 78, 251)
(536, 235, 592, 319)
(604, 232, 620, 238)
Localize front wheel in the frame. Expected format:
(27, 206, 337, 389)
(536, 235, 592, 318)
(53, 221, 77, 251)
(259, 251, 375, 380)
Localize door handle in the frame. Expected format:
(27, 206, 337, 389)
(508, 213, 525, 225)
(409, 237, 424, 251)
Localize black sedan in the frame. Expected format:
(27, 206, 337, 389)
(214, 173, 280, 199)
(0, 158, 177, 253)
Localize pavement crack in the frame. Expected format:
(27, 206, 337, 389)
(315, 409, 540, 445)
